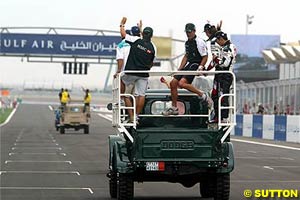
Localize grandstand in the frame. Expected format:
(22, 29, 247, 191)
(237, 42, 300, 114)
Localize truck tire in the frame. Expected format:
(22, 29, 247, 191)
(109, 171, 117, 198)
(84, 126, 89, 134)
(60, 126, 65, 134)
(200, 178, 214, 198)
(117, 173, 134, 200)
(213, 173, 230, 200)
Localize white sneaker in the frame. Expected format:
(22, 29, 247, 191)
(162, 107, 179, 116)
(203, 92, 213, 108)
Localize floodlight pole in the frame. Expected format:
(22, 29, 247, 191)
(246, 15, 249, 35)
(246, 14, 254, 35)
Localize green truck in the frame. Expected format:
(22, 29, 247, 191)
(108, 71, 236, 200)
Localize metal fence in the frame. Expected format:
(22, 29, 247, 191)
(237, 78, 300, 115)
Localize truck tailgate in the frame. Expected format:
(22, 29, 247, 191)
(134, 128, 222, 160)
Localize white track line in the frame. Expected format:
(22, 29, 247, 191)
(8, 152, 66, 156)
(235, 157, 294, 160)
(0, 106, 18, 127)
(48, 105, 53, 111)
(14, 143, 59, 146)
(5, 160, 72, 164)
(232, 138, 300, 151)
(231, 180, 300, 183)
(11, 147, 62, 150)
(0, 187, 93, 194)
(264, 165, 300, 168)
(263, 166, 274, 170)
(97, 113, 112, 121)
(0, 171, 80, 175)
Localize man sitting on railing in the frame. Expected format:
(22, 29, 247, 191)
(162, 23, 211, 116)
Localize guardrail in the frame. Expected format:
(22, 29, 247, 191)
(233, 114, 300, 143)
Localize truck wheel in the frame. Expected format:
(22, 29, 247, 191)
(109, 171, 117, 198)
(200, 178, 214, 198)
(60, 126, 65, 134)
(117, 173, 134, 200)
(84, 126, 89, 134)
(213, 173, 230, 200)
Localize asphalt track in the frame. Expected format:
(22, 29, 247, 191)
(1, 102, 300, 200)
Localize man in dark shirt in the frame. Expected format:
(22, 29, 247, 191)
(119, 17, 156, 122)
(162, 23, 211, 115)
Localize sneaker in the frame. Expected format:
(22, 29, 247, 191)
(209, 109, 215, 121)
(207, 118, 218, 124)
(162, 107, 179, 116)
(202, 92, 213, 108)
(135, 116, 140, 125)
(120, 99, 125, 106)
(207, 118, 228, 124)
(221, 118, 229, 123)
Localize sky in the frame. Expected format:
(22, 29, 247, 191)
(0, 0, 299, 89)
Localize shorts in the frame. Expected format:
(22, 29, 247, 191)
(125, 83, 135, 94)
(122, 74, 148, 96)
(174, 62, 199, 84)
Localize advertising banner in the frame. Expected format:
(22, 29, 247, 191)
(243, 114, 253, 137)
(263, 115, 274, 140)
(252, 115, 263, 138)
(234, 114, 243, 136)
(286, 115, 300, 143)
(274, 115, 287, 141)
(0, 33, 120, 57)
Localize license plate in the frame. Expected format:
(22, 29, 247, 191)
(146, 162, 165, 171)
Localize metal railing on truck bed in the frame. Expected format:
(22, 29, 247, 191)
(111, 70, 236, 143)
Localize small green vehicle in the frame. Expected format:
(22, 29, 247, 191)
(57, 100, 90, 134)
(107, 71, 236, 200)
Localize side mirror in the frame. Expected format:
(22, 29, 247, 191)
(107, 103, 113, 111)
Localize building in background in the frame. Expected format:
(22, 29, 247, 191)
(237, 40, 300, 115)
(231, 34, 280, 82)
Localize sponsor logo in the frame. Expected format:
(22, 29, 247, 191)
(161, 141, 194, 150)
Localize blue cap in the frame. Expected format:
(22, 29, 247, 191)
(126, 26, 140, 36)
(131, 26, 140, 36)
